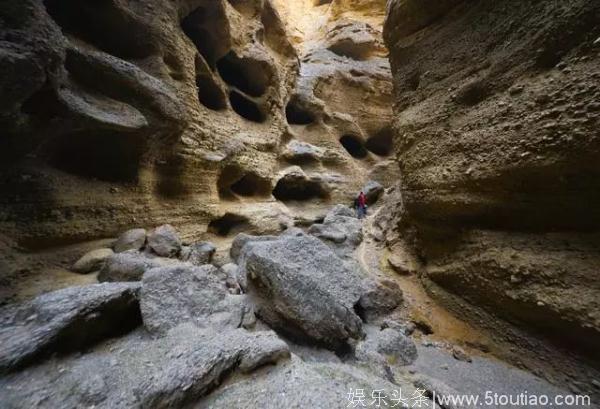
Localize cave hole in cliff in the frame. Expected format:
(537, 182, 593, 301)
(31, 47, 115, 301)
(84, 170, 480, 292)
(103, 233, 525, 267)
(231, 174, 272, 197)
(43, 0, 155, 59)
(339, 135, 368, 159)
(328, 42, 372, 61)
(272, 176, 329, 202)
(47, 131, 143, 183)
(217, 52, 270, 97)
(208, 213, 250, 237)
(218, 165, 271, 198)
(181, 7, 230, 68)
(365, 127, 393, 156)
(196, 75, 228, 111)
(229, 90, 265, 123)
(285, 99, 315, 125)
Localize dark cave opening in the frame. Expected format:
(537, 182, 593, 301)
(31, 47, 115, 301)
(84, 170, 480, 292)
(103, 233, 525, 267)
(47, 130, 143, 183)
(43, 0, 155, 59)
(229, 90, 265, 123)
(365, 127, 393, 157)
(230, 173, 271, 197)
(181, 6, 230, 68)
(218, 165, 271, 198)
(216, 52, 270, 97)
(196, 75, 227, 111)
(272, 176, 329, 202)
(208, 213, 250, 237)
(285, 99, 315, 125)
(339, 135, 368, 159)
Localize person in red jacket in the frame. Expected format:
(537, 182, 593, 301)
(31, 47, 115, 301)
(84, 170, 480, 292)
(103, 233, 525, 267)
(357, 191, 367, 219)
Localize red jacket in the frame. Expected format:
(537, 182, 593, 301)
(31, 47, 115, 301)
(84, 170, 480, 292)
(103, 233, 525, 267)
(358, 193, 366, 207)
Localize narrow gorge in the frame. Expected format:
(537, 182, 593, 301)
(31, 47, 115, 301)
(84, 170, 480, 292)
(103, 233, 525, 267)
(0, 0, 599, 407)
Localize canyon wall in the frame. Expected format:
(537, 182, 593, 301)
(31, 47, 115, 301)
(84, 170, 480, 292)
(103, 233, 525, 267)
(0, 0, 394, 266)
(384, 0, 600, 359)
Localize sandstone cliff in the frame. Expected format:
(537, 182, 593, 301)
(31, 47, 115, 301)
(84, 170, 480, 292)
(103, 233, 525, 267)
(384, 0, 600, 362)
(0, 0, 394, 288)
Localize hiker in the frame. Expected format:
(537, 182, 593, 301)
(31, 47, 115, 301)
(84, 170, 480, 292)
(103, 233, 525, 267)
(357, 191, 367, 219)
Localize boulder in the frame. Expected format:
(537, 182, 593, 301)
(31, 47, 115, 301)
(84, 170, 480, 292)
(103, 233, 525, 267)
(179, 241, 216, 266)
(362, 180, 384, 205)
(0, 282, 140, 373)
(326, 204, 356, 219)
(113, 228, 147, 253)
(238, 232, 366, 349)
(135, 325, 290, 409)
(357, 279, 403, 321)
(0, 323, 290, 409)
(147, 224, 181, 258)
(98, 251, 175, 282)
(230, 233, 277, 263)
(355, 327, 418, 371)
(220, 263, 245, 293)
(309, 205, 363, 258)
(140, 265, 252, 335)
(387, 254, 415, 275)
(72, 248, 114, 274)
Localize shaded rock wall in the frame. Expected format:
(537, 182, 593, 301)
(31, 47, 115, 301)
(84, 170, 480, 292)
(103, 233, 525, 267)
(384, 0, 600, 358)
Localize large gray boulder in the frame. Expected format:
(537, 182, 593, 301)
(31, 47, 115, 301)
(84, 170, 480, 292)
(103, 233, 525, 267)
(357, 278, 404, 321)
(140, 265, 252, 335)
(136, 326, 290, 408)
(0, 324, 290, 409)
(147, 224, 181, 258)
(0, 282, 140, 373)
(230, 233, 278, 263)
(113, 228, 147, 253)
(238, 232, 366, 349)
(72, 248, 114, 274)
(98, 251, 176, 282)
(354, 327, 418, 374)
(309, 205, 363, 258)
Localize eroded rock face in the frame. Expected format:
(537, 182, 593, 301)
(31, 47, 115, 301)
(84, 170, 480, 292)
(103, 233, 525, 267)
(384, 0, 600, 355)
(0, 0, 397, 262)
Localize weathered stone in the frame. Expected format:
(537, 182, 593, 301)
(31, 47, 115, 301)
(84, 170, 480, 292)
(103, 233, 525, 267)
(355, 327, 418, 372)
(72, 248, 114, 274)
(113, 229, 147, 253)
(230, 233, 278, 263)
(309, 205, 363, 258)
(0, 282, 140, 373)
(238, 232, 366, 349)
(147, 224, 181, 258)
(358, 279, 403, 321)
(98, 251, 175, 282)
(0, 323, 290, 409)
(179, 242, 216, 266)
(388, 254, 415, 275)
(135, 325, 289, 408)
(140, 265, 251, 335)
(452, 346, 472, 363)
